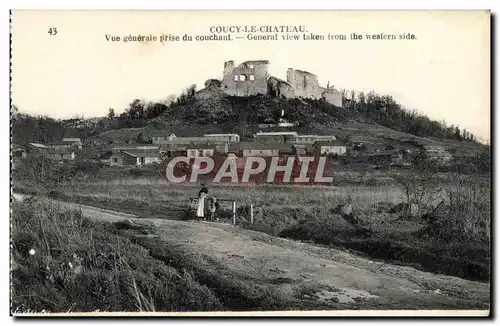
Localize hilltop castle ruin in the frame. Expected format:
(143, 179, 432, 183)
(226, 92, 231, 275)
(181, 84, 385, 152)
(202, 60, 342, 107)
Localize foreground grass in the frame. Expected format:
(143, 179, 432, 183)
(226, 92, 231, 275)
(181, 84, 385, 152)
(11, 197, 224, 313)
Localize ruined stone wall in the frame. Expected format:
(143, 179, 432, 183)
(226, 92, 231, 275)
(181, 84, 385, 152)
(216, 61, 343, 107)
(287, 68, 343, 107)
(286, 68, 323, 100)
(222, 60, 269, 96)
(321, 87, 343, 107)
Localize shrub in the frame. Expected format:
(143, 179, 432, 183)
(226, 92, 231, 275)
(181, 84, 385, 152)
(438, 174, 490, 242)
(393, 166, 442, 218)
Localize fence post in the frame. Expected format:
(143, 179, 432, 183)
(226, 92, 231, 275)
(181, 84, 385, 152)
(250, 203, 254, 224)
(232, 201, 236, 225)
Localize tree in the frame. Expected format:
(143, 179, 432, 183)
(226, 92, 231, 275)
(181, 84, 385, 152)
(454, 126, 463, 141)
(108, 108, 115, 119)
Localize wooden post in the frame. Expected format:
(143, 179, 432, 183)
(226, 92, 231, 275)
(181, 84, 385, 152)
(250, 203, 254, 224)
(232, 201, 236, 225)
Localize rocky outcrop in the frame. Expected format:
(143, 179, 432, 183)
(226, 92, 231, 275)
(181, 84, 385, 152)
(204, 79, 222, 89)
(267, 76, 295, 99)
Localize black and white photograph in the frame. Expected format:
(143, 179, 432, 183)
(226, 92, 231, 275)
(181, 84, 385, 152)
(9, 10, 491, 317)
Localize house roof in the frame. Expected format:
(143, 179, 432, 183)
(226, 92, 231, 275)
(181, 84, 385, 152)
(163, 137, 214, 145)
(161, 144, 189, 152)
(313, 140, 346, 147)
(186, 143, 217, 150)
(112, 144, 159, 151)
(255, 132, 298, 136)
(29, 143, 48, 149)
(295, 135, 336, 139)
(204, 133, 240, 137)
(62, 138, 81, 142)
(121, 149, 160, 158)
(47, 142, 72, 146)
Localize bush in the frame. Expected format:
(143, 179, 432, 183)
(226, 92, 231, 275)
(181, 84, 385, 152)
(393, 166, 442, 218)
(434, 174, 490, 242)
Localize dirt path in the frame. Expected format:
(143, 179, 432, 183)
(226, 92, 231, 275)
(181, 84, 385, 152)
(13, 194, 490, 313)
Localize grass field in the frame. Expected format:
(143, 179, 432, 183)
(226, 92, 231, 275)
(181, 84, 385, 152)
(13, 166, 491, 282)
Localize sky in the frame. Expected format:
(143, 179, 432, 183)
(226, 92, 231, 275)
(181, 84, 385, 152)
(11, 10, 490, 142)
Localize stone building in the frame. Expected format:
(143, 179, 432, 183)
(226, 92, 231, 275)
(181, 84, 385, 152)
(286, 69, 324, 99)
(286, 68, 342, 107)
(254, 131, 298, 143)
(313, 140, 347, 156)
(45, 148, 76, 162)
(110, 148, 161, 166)
(202, 60, 343, 107)
(321, 86, 343, 108)
(203, 133, 240, 143)
(222, 60, 270, 96)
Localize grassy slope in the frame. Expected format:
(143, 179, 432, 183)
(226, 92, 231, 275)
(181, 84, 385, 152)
(11, 197, 224, 313)
(93, 121, 486, 155)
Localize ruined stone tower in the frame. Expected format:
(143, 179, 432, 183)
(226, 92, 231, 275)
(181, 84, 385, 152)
(221, 60, 270, 96)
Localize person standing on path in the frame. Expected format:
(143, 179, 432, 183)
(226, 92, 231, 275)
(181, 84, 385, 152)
(196, 184, 208, 219)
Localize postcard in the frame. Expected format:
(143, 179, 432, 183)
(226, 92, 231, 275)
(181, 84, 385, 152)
(10, 10, 491, 317)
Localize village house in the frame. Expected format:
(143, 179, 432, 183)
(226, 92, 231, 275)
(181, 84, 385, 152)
(159, 143, 188, 158)
(186, 143, 216, 158)
(155, 136, 222, 146)
(292, 134, 337, 144)
(109, 144, 161, 166)
(416, 144, 453, 165)
(112, 144, 159, 151)
(47, 142, 73, 150)
(151, 133, 177, 145)
(243, 142, 278, 157)
(62, 138, 83, 150)
(313, 140, 347, 156)
(45, 148, 76, 162)
(366, 149, 412, 167)
(110, 148, 161, 166)
(62, 137, 82, 145)
(230, 142, 294, 157)
(254, 131, 298, 143)
(203, 133, 240, 143)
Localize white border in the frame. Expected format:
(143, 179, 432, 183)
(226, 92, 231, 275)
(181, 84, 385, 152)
(4, 1, 497, 325)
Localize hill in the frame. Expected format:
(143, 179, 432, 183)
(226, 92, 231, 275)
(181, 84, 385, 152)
(11, 86, 488, 156)
(89, 89, 487, 155)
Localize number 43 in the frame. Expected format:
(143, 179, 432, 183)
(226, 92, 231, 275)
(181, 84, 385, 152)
(48, 27, 57, 36)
